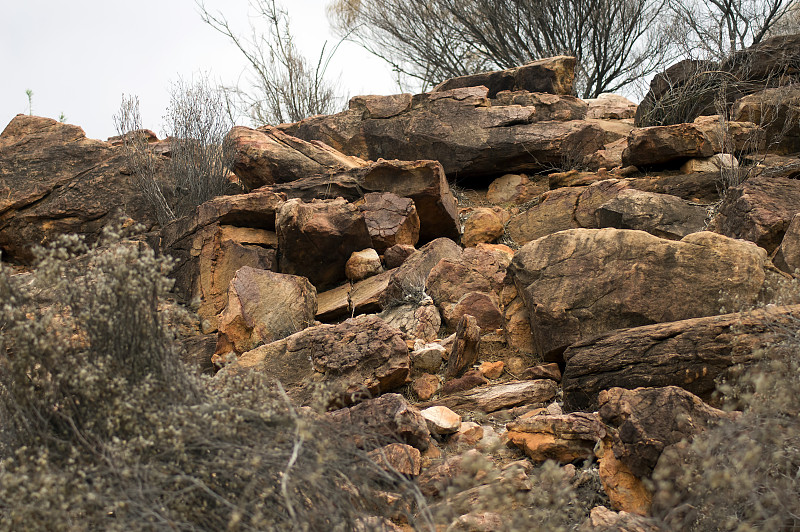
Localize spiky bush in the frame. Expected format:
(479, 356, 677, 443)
(0, 228, 426, 531)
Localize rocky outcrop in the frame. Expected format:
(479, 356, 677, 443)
(262, 159, 459, 242)
(220, 315, 410, 406)
(226, 125, 364, 189)
(215, 266, 317, 356)
(707, 175, 800, 254)
(432, 56, 577, 96)
(510, 228, 779, 360)
(595, 189, 708, 239)
(506, 412, 606, 463)
(562, 305, 800, 412)
(282, 86, 608, 180)
(733, 83, 800, 155)
(0, 115, 164, 263)
(276, 197, 373, 291)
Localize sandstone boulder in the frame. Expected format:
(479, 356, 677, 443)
(486, 173, 547, 205)
(585, 94, 638, 120)
(215, 267, 317, 356)
(596, 437, 653, 516)
(506, 412, 606, 463)
(0, 115, 163, 263)
(283, 86, 608, 179)
(510, 228, 778, 360)
(707, 175, 800, 254)
(384, 244, 416, 269)
(595, 189, 708, 239)
(421, 406, 462, 435)
(316, 269, 393, 322)
(461, 207, 506, 247)
(733, 83, 800, 154)
(579, 506, 661, 532)
(561, 305, 800, 412)
(773, 213, 800, 275)
(345, 248, 383, 281)
(357, 192, 420, 252)
(379, 302, 442, 343)
(367, 443, 422, 476)
(277, 198, 372, 290)
(432, 56, 577, 96)
(222, 314, 409, 406)
(598, 386, 735, 477)
(226, 125, 364, 189)
(330, 393, 431, 451)
(420, 380, 558, 413)
(445, 315, 481, 379)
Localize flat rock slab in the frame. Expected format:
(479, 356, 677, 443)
(418, 379, 558, 413)
(282, 86, 607, 180)
(432, 56, 576, 96)
(506, 412, 606, 463)
(316, 269, 394, 322)
(220, 314, 410, 406)
(595, 189, 708, 240)
(509, 228, 779, 361)
(562, 305, 800, 412)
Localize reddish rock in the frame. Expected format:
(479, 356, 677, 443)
(733, 83, 800, 154)
(510, 228, 779, 361)
(379, 302, 442, 343)
(215, 267, 317, 356)
(486, 173, 547, 205)
(432, 56, 577, 96)
(421, 380, 558, 413)
(356, 192, 420, 253)
(345, 248, 383, 281)
(410, 343, 446, 374)
(383, 244, 416, 269)
(331, 393, 431, 451)
(503, 295, 534, 354)
(707, 175, 800, 253)
(440, 370, 490, 396)
(367, 443, 422, 476)
(506, 412, 606, 463)
(421, 405, 462, 435)
(579, 505, 661, 532)
(226, 125, 363, 189)
(451, 422, 484, 445)
(773, 213, 800, 275)
(598, 386, 736, 477)
(461, 207, 506, 247)
(478, 361, 505, 380)
(412, 374, 440, 401)
(596, 437, 653, 516)
(521, 363, 562, 381)
(445, 315, 481, 379)
(595, 188, 708, 239)
(447, 292, 504, 332)
(277, 198, 372, 290)
(221, 315, 410, 406)
(315, 269, 393, 322)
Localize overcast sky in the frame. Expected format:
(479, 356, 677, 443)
(1, 0, 398, 140)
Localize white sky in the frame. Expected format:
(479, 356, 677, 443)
(0, 0, 399, 141)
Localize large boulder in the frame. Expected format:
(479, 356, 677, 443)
(221, 314, 410, 406)
(357, 192, 420, 253)
(562, 305, 800, 412)
(226, 125, 364, 189)
(707, 174, 800, 254)
(277, 197, 372, 290)
(263, 159, 459, 242)
(282, 86, 608, 180)
(0, 115, 164, 263)
(733, 83, 800, 155)
(506, 412, 606, 463)
(595, 189, 708, 240)
(215, 267, 317, 356)
(432, 56, 577, 96)
(509, 228, 780, 360)
(598, 386, 735, 477)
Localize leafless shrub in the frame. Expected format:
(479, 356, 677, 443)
(197, 0, 344, 125)
(0, 229, 430, 531)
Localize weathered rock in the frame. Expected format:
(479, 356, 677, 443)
(367, 443, 422, 476)
(331, 393, 431, 450)
(492, 90, 589, 121)
(277, 198, 372, 290)
(596, 437, 653, 516)
(264, 159, 459, 242)
(345, 248, 383, 281)
(521, 363, 562, 382)
(627, 170, 721, 203)
(447, 512, 505, 532)
(598, 386, 736, 477)
(562, 305, 800, 412)
(226, 125, 364, 189)
(503, 295, 534, 354)
(215, 267, 317, 356)
(707, 175, 800, 253)
(432, 56, 577, 96)
(413, 373, 440, 401)
(379, 237, 462, 308)
(417, 450, 476, 497)
(411, 343, 446, 374)
(315, 269, 393, 322)
(486, 173, 547, 205)
(383, 244, 416, 269)
(221, 315, 409, 406)
(421, 406, 462, 435)
(478, 361, 505, 380)
(584, 138, 628, 170)
(0, 115, 164, 263)
(579, 505, 661, 532)
(622, 117, 763, 168)
(585, 94, 638, 120)
(461, 207, 506, 247)
(679, 153, 738, 173)
(451, 422, 484, 445)
(379, 302, 442, 343)
(448, 292, 504, 332)
(421, 380, 559, 413)
(505, 180, 630, 246)
(506, 412, 606, 463)
(774, 213, 800, 275)
(283, 86, 608, 179)
(595, 189, 708, 239)
(510, 228, 778, 361)
(445, 315, 481, 379)
(180, 333, 217, 374)
(733, 83, 800, 154)
(357, 192, 420, 253)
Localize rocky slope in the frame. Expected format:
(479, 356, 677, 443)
(3, 47, 800, 529)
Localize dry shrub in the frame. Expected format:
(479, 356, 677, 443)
(0, 228, 426, 531)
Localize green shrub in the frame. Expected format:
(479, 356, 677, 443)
(0, 229, 426, 531)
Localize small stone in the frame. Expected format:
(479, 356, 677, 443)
(345, 248, 383, 281)
(412, 373, 440, 401)
(411, 343, 446, 373)
(451, 422, 484, 445)
(478, 361, 505, 379)
(522, 363, 562, 381)
(462, 207, 506, 247)
(367, 443, 422, 476)
(421, 405, 462, 435)
(383, 244, 416, 269)
(440, 369, 489, 396)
